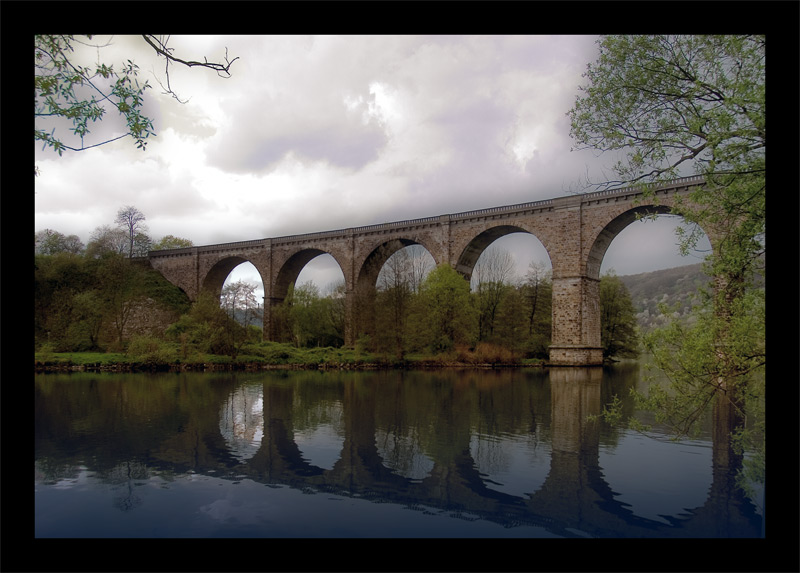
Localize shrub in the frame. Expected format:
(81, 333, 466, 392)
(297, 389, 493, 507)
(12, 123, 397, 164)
(126, 335, 177, 365)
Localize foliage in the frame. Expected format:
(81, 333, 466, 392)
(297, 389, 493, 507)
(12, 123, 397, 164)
(85, 225, 128, 258)
(569, 35, 764, 188)
(619, 263, 709, 331)
(569, 36, 765, 400)
(35, 229, 85, 255)
(473, 247, 516, 341)
(34, 251, 190, 352)
(165, 290, 241, 357)
(151, 235, 193, 250)
(274, 282, 344, 349)
(637, 287, 764, 438)
(569, 35, 765, 491)
(126, 335, 179, 366)
(415, 264, 479, 352)
(492, 287, 528, 358)
(599, 272, 640, 360)
(35, 35, 237, 172)
(520, 262, 552, 352)
(35, 35, 154, 156)
(95, 253, 148, 347)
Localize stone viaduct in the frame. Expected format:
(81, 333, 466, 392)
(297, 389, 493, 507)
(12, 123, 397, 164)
(147, 175, 708, 366)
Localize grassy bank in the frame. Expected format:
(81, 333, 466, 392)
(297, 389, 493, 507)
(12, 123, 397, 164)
(34, 341, 547, 373)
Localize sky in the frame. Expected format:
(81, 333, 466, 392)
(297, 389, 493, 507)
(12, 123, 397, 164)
(34, 35, 710, 295)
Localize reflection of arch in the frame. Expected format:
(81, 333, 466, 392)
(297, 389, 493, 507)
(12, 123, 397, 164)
(356, 238, 438, 291)
(274, 248, 347, 302)
(455, 225, 552, 280)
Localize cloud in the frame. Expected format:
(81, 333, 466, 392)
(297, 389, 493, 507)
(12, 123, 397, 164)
(35, 35, 704, 294)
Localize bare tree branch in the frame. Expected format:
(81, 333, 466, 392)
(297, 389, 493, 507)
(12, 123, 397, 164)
(142, 35, 239, 103)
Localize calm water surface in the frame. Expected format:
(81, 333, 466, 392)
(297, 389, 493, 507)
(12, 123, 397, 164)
(34, 364, 763, 539)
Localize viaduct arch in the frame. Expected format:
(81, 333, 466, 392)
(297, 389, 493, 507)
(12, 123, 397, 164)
(148, 176, 708, 366)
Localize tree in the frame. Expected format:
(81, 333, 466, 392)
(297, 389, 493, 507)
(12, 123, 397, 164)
(520, 261, 552, 357)
(569, 35, 765, 443)
(166, 290, 237, 356)
(85, 225, 129, 258)
(35, 252, 96, 350)
(415, 264, 478, 352)
(493, 286, 528, 358)
(35, 229, 84, 255)
(35, 34, 237, 167)
(599, 271, 640, 360)
(115, 206, 148, 258)
(325, 281, 347, 345)
(96, 253, 148, 348)
(219, 280, 262, 356)
(151, 235, 193, 251)
(131, 232, 153, 258)
(472, 247, 516, 342)
(569, 35, 764, 190)
(221, 280, 262, 328)
(375, 246, 433, 357)
(278, 281, 343, 348)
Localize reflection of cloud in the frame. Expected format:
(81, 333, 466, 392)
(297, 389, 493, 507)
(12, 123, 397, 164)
(470, 433, 550, 499)
(219, 384, 265, 462)
(293, 401, 345, 470)
(294, 423, 344, 470)
(599, 433, 712, 525)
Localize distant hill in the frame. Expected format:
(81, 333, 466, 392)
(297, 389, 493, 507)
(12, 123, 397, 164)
(618, 263, 709, 331)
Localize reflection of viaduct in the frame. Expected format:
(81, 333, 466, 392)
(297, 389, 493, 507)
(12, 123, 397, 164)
(148, 176, 710, 365)
(151, 371, 760, 538)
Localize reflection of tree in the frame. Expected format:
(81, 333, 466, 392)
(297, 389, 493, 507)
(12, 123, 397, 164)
(219, 384, 265, 462)
(108, 461, 149, 512)
(35, 460, 84, 485)
(376, 426, 433, 480)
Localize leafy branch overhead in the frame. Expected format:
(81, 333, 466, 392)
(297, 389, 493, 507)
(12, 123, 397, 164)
(34, 35, 238, 163)
(568, 35, 765, 191)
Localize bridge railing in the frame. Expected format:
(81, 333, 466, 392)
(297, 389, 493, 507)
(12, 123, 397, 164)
(149, 175, 705, 257)
(579, 174, 705, 200)
(449, 198, 554, 221)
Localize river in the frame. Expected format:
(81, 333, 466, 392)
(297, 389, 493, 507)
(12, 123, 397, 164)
(35, 362, 763, 548)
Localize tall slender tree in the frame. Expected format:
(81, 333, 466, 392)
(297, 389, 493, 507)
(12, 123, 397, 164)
(472, 247, 516, 342)
(115, 206, 147, 258)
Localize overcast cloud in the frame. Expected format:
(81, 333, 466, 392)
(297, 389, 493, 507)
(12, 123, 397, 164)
(34, 35, 710, 292)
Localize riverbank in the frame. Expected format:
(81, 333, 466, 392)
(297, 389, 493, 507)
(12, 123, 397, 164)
(34, 349, 548, 373)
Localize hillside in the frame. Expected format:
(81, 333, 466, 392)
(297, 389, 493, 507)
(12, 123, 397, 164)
(619, 263, 709, 331)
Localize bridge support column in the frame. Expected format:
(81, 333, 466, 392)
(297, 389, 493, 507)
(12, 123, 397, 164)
(548, 275, 603, 366)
